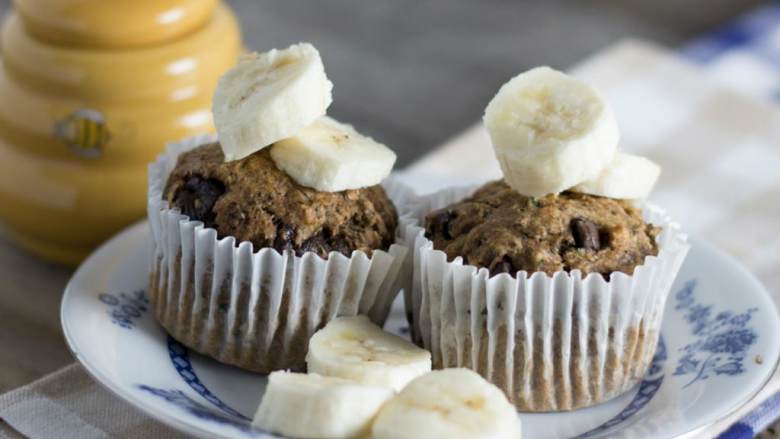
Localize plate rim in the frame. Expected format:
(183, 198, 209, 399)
(61, 220, 780, 439)
(61, 221, 249, 439)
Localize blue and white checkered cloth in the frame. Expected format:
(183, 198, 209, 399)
(683, 2, 780, 103)
(718, 390, 780, 438)
(683, 4, 780, 438)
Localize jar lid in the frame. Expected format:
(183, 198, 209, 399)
(14, 0, 219, 48)
(1, 4, 240, 101)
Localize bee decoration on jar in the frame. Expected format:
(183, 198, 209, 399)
(55, 108, 111, 159)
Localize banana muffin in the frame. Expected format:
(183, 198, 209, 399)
(404, 181, 687, 411)
(164, 141, 398, 257)
(404, 66, 689, 413)
(149, 140, 409, 374)
(149, 43, 412, 376)
(425, 180, 659, 278)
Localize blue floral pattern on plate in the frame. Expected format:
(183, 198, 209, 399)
(99, 290, 148, 329)
(672, 280, 759, 388)
(136, 385, 266, 436)
(167, 336, 251, 421)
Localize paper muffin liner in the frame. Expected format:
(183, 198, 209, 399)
(147, 135, 417, 373)
(399, 185, 689, 411)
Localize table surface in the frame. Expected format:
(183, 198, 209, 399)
(0, 0, 770, 412)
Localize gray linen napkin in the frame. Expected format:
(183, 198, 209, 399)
(0, 365, 186, 438)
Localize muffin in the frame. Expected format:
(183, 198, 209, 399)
(400, 66, 689, 411)
(403, 183, 686, 411)
(148, 43, 414, 373)
(149, 136, 412, 373)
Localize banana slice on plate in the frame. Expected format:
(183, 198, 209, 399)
(372, 368, 522, 439)
(270, 116, 397, 192)
(572, 152, 661, 199)
(213, 42, 333, 161)
(484, 66, 619, 197)
(306, 315, 431, 392)
(253, 371, 394, 439)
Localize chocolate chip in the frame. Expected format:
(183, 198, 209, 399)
(489, 255, 516, 276)
(173, 175, 225, 227)
(571, 218, 601, 251)
(425, 209, 454, 240)
(296, 227, 353, 257)
(599, 230, 611, 248)
(272, 220, 296, 252)
(300, 229, 332, 253)
(299, 234, 327, 256)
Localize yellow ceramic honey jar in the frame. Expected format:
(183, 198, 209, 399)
(0, 0, 241, 265)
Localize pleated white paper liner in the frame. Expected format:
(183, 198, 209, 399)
(147, 135, 418, 373)
(399, 184, 689, 411)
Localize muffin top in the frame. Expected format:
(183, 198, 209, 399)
(425, 180, 659, 278)
(164, 142, 398, 258)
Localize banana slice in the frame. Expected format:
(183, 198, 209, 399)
(572, 152, 661, 199)
(483, 66, 619, 197)
(253, 371, 394, 439)
(372, 368, 521, 439)
(306, 315, 431, 392)
(270, 116, 397, 192)
(213, 42, 333, 161)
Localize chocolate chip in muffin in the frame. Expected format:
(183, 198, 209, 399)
(489, 255, 516, 276)
(272, 220, 296, 252)
(299, 229, 332, 256)
(171, 175, 225, 228)
(298, 228, 355, 257)
(570, 218, 601, 251)
(426, 209, 454, 240)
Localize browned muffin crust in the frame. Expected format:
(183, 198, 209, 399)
(163, 142, 398, 258)
(425, 180, 659, 277)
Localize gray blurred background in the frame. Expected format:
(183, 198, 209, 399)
(0, 0, 766, 165)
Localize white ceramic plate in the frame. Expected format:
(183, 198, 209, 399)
(62, 221, 780, 439)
